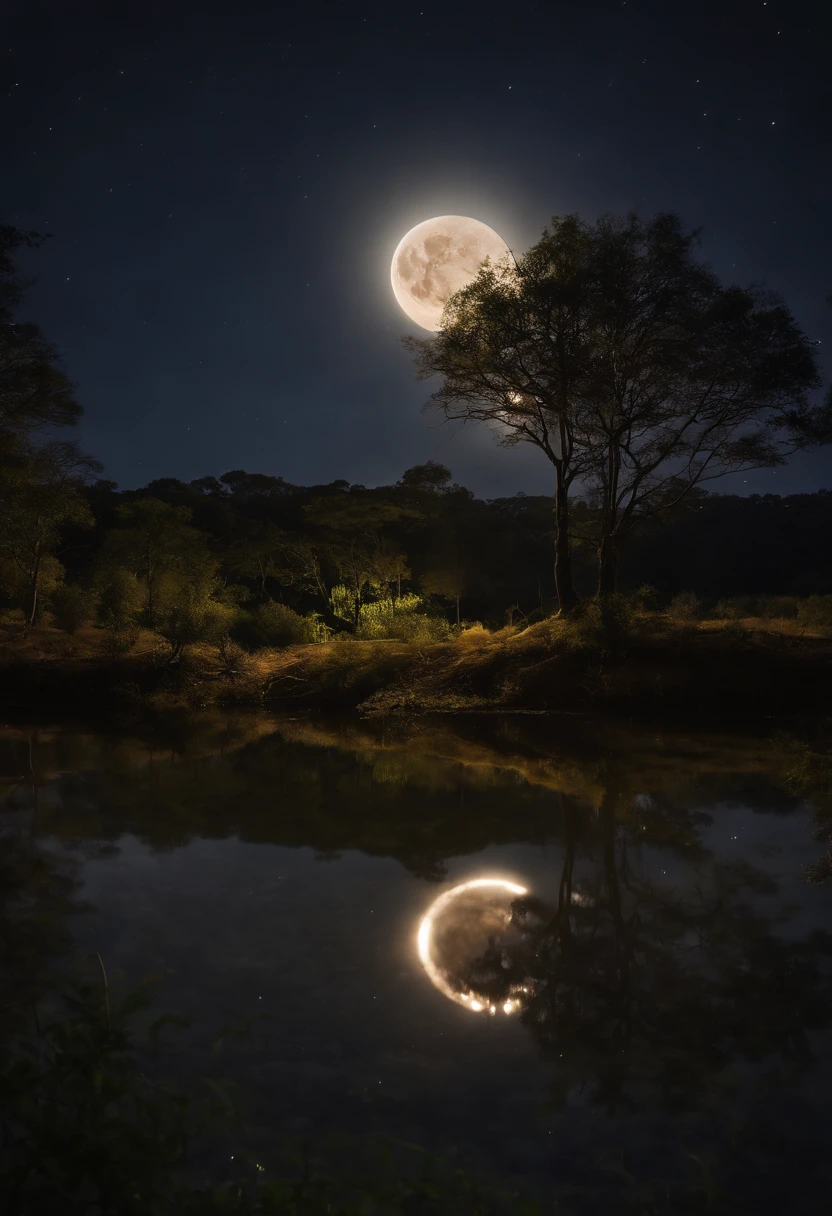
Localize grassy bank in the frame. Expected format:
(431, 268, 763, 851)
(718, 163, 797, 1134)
(1, 603, 830, 719)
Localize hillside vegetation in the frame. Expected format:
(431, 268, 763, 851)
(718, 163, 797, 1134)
(2, 595, 830, 719)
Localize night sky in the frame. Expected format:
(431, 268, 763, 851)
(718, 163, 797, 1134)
(4, 0, 830, 497)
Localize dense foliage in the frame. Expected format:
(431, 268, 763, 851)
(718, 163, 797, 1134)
(3, 469, 830, 644)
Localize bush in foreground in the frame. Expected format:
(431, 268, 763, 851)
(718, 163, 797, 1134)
(50, 584, 96, 634)
(570, 595, 638, 657)
(797, 595, 832, 634)
(0, 979, 537, 1215)
(235, 601, 317, 650)
(668, 591, 703, 620)
(712, 594, 800, 621)
(355, 595, 452, 643)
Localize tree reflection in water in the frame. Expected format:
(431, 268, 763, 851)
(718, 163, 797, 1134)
(1, 711, 832, 1209)
(461, 784, 832, 1114)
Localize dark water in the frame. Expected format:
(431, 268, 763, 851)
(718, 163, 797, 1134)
(2, 712, 831, 1208)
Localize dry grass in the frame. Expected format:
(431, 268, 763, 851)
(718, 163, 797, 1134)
(2, 609, 832, 719)
(283, 610, 832, 715)
(697, 615, 813, 637)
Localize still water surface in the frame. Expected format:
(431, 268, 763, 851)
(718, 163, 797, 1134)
(2, 712, 831, 1205)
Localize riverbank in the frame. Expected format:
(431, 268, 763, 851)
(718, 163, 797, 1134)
(1, 609, 829, 720)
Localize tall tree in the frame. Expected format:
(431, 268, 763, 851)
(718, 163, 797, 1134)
(421, 551, 466, 626)
(227, 520, 289, 597)
(304, 492, 417, 624)
(407, 212, 828, 606)
(0, 227, 81, 454)
(397, 461, 454, 496)
(577, 213, 828, 595)
(405, 217, 598, 613)
(100, 498, 217, 627)
(0, 441, 100, 625)
(0, 225, 93, 625)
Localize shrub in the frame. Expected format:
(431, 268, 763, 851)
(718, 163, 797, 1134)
(96, 567, 144, 631)
(713, 594, 800, 621)
(712, 595, 758, 620)
(354, 597, 397, 640)
(158, 588, 237, 656)
(355, 594, 450, 642)
(797, 595, 832, 634)
(759, 595, 799, 620)
(386, 612, 452, 642)
(721, 620, 748, 642)
(100, 628, 138, 659)
(235, 600, 314, 649)
(455, 623, 491, 648)
(217, 635, 254, 678)
(330, 584, 357, 624)
(668, 591, 703, 620)
(571, 595, 637, 656)
(2, 979, 537, 1215)
(630, 584, 662, 612)
(303, 613, 331, 643)
(216, 582, 250, 607)
(50, 584, 95, 634)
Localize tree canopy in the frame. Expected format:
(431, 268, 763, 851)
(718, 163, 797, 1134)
(0, 227, 82, 449)
(407, 211, 829, 601)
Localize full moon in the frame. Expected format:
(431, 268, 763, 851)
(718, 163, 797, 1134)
(391, 215, 511, 332)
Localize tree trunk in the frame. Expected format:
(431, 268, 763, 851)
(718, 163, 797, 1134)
(146, 549, 154, 625)
(27, 582, 38, 629)
(596, 533, 620, 599)
(455, 594, 460, 627)
(553, 481, 579, 615)
(27, 549, 42, 629)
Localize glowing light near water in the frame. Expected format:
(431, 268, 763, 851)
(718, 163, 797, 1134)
(416, 877, 528, 1013)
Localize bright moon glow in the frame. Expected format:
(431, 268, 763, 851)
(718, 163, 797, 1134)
(416, 877, 527, 1013)
(391, 215, 511, 331)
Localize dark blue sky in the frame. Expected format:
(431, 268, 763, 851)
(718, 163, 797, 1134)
(4, 0, 830, 496)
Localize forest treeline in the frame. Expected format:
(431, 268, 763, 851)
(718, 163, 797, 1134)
(2, 216, 832, 657)
(4, 461, 832, 649)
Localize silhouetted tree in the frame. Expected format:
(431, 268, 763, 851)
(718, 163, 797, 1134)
(577, 213, 828, 595)
(464, 785, 832, 1114)
(405, 216, 597, 613)
(100, 498, 218, 628)
(0, 442, 100, 625)
(407, 212, 828, 603)
(227, 520, 288, 596)
(422, 551, 466, 625)
(305, 492, 417, 623)
(0, 227, 82, 454)
(273, 535, 329, 608)
(397, 461, 453, 495)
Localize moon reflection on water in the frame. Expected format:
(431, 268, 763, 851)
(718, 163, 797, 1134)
(416, 877, 528, 1015)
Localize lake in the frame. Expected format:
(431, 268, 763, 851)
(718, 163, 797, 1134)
(2, 711, 831, 1210)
